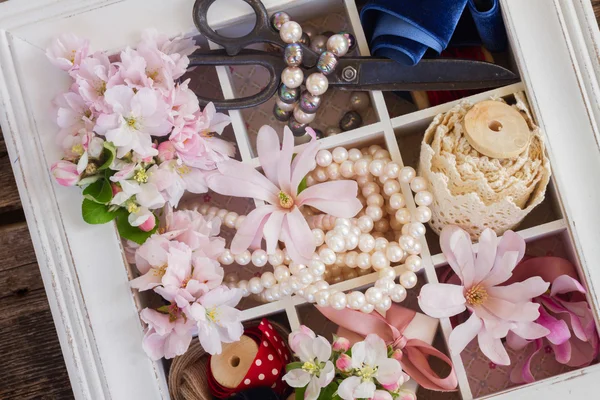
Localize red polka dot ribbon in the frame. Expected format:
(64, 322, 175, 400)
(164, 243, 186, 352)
(207, 319, 291, 398)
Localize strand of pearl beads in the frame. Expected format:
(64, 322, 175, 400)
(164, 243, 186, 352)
(196, 144, 432, 314)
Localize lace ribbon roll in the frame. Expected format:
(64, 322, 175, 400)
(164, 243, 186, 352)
(419, 93, 551, 239)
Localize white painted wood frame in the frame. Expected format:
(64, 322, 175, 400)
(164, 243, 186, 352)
(1, 0, 600, 399)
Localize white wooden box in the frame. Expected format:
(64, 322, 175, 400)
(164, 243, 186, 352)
(2, 0, 600, 399)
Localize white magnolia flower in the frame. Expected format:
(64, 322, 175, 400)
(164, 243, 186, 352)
(338, 334, 405, 400)
(282, 327, 335, 400)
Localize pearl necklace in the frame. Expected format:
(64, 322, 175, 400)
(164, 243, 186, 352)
(194, 144, 432, 314)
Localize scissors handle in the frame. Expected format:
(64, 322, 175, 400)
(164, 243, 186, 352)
(193, 0, 280, 55)
(189, 49, 286, 111)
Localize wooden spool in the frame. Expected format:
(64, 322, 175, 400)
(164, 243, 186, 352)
(209, 335, 259, 389)
(464, 100, 531, 159)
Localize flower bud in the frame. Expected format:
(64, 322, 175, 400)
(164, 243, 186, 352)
(391, 349, 403, 361)
(381, 381, 400, 392)
(157, 141, 176, 163)
(335, 353, 352, 372)
(332, 336, 350, 352)
(139, 215, 156, 232)
(111, 183, 122, 196)
(51, 160, 81, 186)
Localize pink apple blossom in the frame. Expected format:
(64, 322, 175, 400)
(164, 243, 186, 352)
(206, 125, 362, 264)
(51, 160, 81, 186)
(418, 226, 550, 365)
(138, 213, 157, 232)
(118, 47, 174, 93)
(160, 208, 225, 258)
(139, 29, 198, 79)
(140, 307, 195, 360)
(188, 286, 244, 355)
(46, 33, 90, 71)
(94, 85, 172, 158)
(74, 52, 119, 112)
(55, 92, 95, 134)
(336, 353, 353, 372)
(157, 141, 177, 163)
(332, 335, 351, 352)
(288, 324, 317, 353)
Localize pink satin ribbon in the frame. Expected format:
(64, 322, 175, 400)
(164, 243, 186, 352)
(318, 305, 458, 392)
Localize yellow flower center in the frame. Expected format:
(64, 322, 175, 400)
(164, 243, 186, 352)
(97, 81, 107, 96)
(69, 49, 76, 63)
(206, 307, 219, 322)
(278, 191, 294, 209)
(134, 169, 148, 183)
(85, 163, 97, 175)
(126, 200, 140, 213)
(176, 164, 191, 175)
(125, 116, 139, 130)
(71, 144, 85, 156)
(147, 69, 159, 81)
(200, 130, 214, 138)
(465, 285, 488, 306)
(302, 361, 319, 375)
(152, 265, 167, 277)
(357, 365, 378, 382)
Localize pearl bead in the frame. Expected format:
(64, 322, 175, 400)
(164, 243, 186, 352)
(278, 83, 300, 104)
(276, 97, 296, 112)
(395, 208, 412, 224)
(374, 219, 390, 233)
(271, 285, 282, 300)
(376, 296, 393, 313)
(198, 203, 210, 214)
(366, 194, 384, 207)
(353, 159, 369, 176)
(386, 244, 405, 263)
(289, 262, 306, 275)
(361, 303, 375, 314)
(388, 193, 405, 210)
(345, 233, 359, 250)
(407, 242, 422, 255)
(369, 159, 385, 176)
(248, 277, 264, 294)
(281, 280, 295, 296)
(304, 285, 319, 303)
(368, 145, 382, 155)
(415, 190, 433, 206)
(207, 206, 219, 216)
(326, 34, 349, 57)
(332, 147, 349, 163)
(399, 234, 417, 252)
(281, 67, 304, 89)
(347, 291, 367, 310)
(270, 11, 290, 31)
(365, 287, 384, 305)
(389, 284, 407, 303)
(414, 206, 432, 223)
(399, 166, 416, 183)
(405, 255, 423, 272)
(373, 149, 390, 160)
(264, 289, 275, 302)
(314, 290, 330, 307)
(357, 215, 374, 233)
(293, 106, 316, 124)
(306, 72, 329, 96)
(219, 249, 235, 265)
(348, 148, 362, 161)
(410, 177, 428, 192)
(269, 249, 284, 266)
(345, 251, 358, 268)
(316, 51, 338, 76)
(329, 291, 348, 310)
(383, 162, 400, 178)
(261, 272, 276, 289)
(223, 211, 238, 228)
(326, 163, 340, 180)
(400, 271, 418, 289)
(358, 234, 375, 253)
(252, 249, 268, 267)
(235, 215, 246, 230)
(314, 280, 329, 291)
(375, 278, 396, 294)
(238, 280, 250, 297)
(319, 248, 336, 265)
(235, 250, 251, 265)
(365, 206, 383, 222)
(309, 260, 326, 277)
(310, 34, 328, 53)
(274, 265, 290, 281)
(299, 90, 322, 113)
(383, 180, 401, 196)
(378, 267, 396, 280)
(349, 91, 370, 112)
(325, 234, 345, 253)
(371, 251, 390, 270)
(298, 269, 315, 286)
(217, 208, 228, 220)
(406, 222, 426, 238)
(280, 21, 303, 44)
(312, 228, 325, 246)
(362, 182, 380, 197)
(356, 253, 371, 270)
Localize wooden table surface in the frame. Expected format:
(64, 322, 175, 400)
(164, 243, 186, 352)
(1, 1, 600, 399)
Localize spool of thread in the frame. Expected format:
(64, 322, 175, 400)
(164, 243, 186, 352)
(210, 336, 259, 389)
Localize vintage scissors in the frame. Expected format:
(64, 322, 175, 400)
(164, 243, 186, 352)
(190, 0, 519, 111)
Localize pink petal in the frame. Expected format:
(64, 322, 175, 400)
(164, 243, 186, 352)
(230, 206, 275, 254)
(417, 283, 466, 318)
(206, 160, 279, 204)
(509, 339, 541, 383)
(550, 340, 572, 364)
(487, 277, 549, 303)
(290, 136, 320, 194)
(511, 321, 550, 340)
(256, 125, 280, 186)
(506, 331, 531, 350)
(541, 298, 588, 341)
(537, 306, 570, 345)
(477, 328, 510, 365)
(284, 207, 316, 260)
(280, 221, 311, 265)
(473, 229, 498, 283)
(482, 230, 525, 287)
(565, 335, 598, 367)
(482, 297, 518, 320)
(440, 226, 475, 287)
(296, 180, 362, 218)
(263, 210, 285, 254)
(449, 313, 482, 355)
(277, 126, 294, 195)
(551, 275, 586, 296)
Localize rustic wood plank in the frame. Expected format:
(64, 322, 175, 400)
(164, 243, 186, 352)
(0, 223, 37, 271)
(0, 134, 23, 214)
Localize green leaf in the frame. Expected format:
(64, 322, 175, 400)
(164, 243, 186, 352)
(318, 382, 339, 400)
(157, 305, 171, 314)
(77, 175, 102, 187)
(297, 176, 308, 195)
(286, 362, 303, 372)
(82, 178, 113, 204)
(81, 199, 118, 224)
(115, 209, 157, 245)
(99, 141, 116, 170)
(295, 387, 305, 400)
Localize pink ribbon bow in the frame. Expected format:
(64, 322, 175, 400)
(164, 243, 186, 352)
(318, 305, 458, 392)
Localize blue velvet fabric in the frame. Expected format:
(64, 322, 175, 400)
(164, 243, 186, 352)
(360, 0, 468, 65)
(468, 0, 508, 52)
(360, 0, 508, 65)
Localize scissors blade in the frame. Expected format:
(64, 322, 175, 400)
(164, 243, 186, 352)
(330, 58, 520, 91)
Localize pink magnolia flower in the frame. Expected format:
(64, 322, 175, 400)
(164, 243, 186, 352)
(418, 226, 550, 365)
(206, 125, 362, 264)
(337, 334, 404, 400)
(94, 85, 172, 158)
(188, 286, 244, 355)
(51, 160, 81, 186)
(140, 307, 195, 360)
(507, 274, 599, 383)
(46, 33, 90, 71)
(74, 51, 119, 112)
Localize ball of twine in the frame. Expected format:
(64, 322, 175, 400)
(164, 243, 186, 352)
(168, 320, 291, 400)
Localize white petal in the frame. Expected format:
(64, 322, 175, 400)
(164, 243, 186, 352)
(350, 341, 366, 368)
(338, 376, 361, 400)
(317, 361, 335, 387)
(374, 358, 403, 386)
(305, 377, 321, 400)
(313, 336, 332, 363)
(449, 313, 482, 355)
(282, 369, 311, 388)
